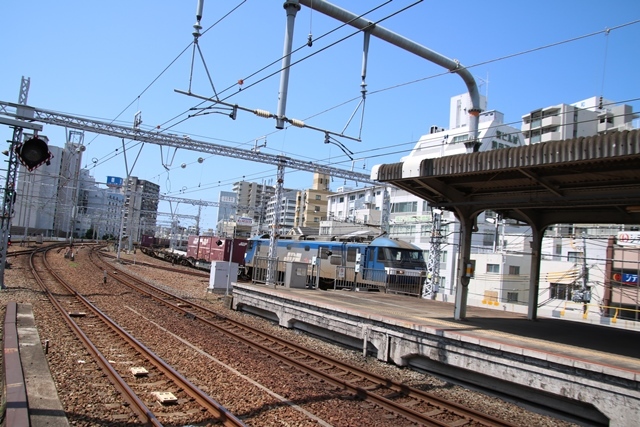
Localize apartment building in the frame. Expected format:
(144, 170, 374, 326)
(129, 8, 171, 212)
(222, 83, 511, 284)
(13, 135, 84, 238)
(293, 173, 332, 229)
(122, 177, 160, 245)
(232, 180, 275, 230)
(521, 96, 637, 145)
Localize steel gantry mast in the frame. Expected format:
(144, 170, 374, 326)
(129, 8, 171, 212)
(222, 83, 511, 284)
(0, 101, 376, 186)
(0, 99, 383, 284)
(422, 208, 443, 299)
(0, 78, 43, 289)
(266, 160, 286, 286)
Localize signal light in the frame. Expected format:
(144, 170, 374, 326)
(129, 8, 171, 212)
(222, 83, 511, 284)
(16, 137, 52, 171)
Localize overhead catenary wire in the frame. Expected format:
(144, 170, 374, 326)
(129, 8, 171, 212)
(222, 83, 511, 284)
(91, 10, 640, 189)
(33, 10, 640, 205)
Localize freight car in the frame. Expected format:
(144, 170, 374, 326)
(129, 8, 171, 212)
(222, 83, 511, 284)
(140, 235, 170, 249)
(186, 235, 247, 271)
(139, 234, 247, 271)
(243, 234, 427, 291)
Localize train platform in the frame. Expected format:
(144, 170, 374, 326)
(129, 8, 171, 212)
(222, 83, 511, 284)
(3, 302, 69, 427)
(231, 282, 640, 427)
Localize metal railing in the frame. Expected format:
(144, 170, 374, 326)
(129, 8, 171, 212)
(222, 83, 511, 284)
(252, 257, 426, 297)
(251, 256, 286, 286)
(333, 266, 425, 297)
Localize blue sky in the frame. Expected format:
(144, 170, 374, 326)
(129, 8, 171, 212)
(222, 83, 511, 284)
(2, 0, 639, 231)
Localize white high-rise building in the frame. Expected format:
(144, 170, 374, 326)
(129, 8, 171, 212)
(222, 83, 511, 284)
(121, 177, 160, 245)
(265, 190, 298, 235)
(75, 170, 124, 239)
(13, 135, 84, 238)
(521, 96, 638, 145)
(232, 180, 275, 231)
(403, 93, 523, 161)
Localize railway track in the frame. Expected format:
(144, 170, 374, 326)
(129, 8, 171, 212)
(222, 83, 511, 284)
(29, 244, 246, 426)
(92, 247, 518, 427)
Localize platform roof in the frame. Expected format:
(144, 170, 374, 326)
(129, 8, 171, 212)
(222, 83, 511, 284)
(373, 129, 640, 228)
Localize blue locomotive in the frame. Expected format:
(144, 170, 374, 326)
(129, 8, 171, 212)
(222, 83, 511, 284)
(244, 234, 427, 292)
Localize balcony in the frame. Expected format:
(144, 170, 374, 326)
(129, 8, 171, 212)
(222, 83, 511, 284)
(541, 115, 561, 128)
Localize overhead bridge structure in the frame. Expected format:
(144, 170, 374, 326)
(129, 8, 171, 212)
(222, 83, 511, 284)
(372, 129, 640, 320)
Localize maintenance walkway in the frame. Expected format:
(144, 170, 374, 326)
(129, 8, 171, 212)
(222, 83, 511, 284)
(3, 301, 69, 427)
(232, 282, 640, 427)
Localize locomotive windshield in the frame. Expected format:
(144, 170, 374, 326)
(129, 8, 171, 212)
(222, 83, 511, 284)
(379, 248, 424, 262)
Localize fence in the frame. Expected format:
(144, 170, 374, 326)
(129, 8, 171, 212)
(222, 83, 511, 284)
(251, 256, 287, 286)
(252, 257, 426, 296)
(333, 266, 425, 297)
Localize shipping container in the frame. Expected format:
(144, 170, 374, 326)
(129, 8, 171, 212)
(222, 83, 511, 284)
(187, 236, 247, 265)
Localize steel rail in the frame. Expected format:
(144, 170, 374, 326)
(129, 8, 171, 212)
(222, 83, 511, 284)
(94, 248, 517, 427)
(33, 245, 247, 427)
(28, 245, 163, 427)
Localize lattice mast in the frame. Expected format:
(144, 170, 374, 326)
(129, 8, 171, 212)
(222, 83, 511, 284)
(0, 77, 33, 289)
(422, 208, 442, 298)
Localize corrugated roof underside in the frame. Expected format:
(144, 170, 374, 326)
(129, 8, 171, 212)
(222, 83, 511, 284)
(378, 129, 640, 180)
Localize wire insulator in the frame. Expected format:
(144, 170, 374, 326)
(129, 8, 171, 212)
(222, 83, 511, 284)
(254, 109, 272, 118)
(289, 118, 305, 128)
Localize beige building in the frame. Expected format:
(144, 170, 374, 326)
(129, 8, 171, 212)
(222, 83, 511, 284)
(294, 173, 332, 229)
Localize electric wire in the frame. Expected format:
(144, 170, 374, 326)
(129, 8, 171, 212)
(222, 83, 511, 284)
(85, 12, 640, 193)
(21, 9, 639, 224)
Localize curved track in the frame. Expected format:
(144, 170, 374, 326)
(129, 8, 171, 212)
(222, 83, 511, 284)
(29, 244, 246, 426)
(92, 247, 517, 427)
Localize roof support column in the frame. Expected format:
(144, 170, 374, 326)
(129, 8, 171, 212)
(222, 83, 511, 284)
(454, 210, 476, 320)
(527, 225, 544, 321)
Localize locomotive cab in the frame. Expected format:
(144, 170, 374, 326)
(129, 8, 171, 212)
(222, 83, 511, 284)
(365, 237, 427, 294)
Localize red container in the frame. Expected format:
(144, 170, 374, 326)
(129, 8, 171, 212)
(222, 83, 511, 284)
(187, 236, 247, 265)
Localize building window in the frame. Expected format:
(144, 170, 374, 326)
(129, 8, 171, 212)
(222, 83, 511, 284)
(451, 134, 469, 143)
(567, 251, 582, 262)
(390, 201, 417, 213)
(487, 264, 500, 273)
(390, 225, 416, 236)
(483, 231, 495, 246)
(550, 283, 571, 300)
(508, 265, 520, 275)
(507, 292, 518, 303)
(339, 197, 344, 203)
(315, 195, 321, 200)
